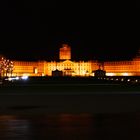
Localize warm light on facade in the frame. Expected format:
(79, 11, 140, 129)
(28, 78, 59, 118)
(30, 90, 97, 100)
(2, 46, 140, 77)
(23, 73, 29, 77)
(122, 73, 129, 76)
(91, 73, 95, 76)
(59, 44, 71, 60)
(82, 70, 86, 75)
(34, 68, 38, 74)
(106, 73, 115, 76)
(72, 72, 76, 76)
(120, 73, 133, 76)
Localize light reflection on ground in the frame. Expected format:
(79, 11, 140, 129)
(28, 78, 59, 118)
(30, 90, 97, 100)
(0, 113, 139, 140)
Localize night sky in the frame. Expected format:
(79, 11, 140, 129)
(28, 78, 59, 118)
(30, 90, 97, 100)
(0, 1, 138, 61)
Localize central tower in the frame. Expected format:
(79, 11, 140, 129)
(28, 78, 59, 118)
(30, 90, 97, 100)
(59, 44, 71, 60)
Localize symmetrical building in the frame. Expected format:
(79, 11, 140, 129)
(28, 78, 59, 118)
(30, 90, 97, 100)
(1, 44, 140, 77)
(10, 44, 99, 77)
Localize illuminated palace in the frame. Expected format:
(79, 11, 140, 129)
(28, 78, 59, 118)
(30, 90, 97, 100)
(12, 44, 99, 77)
(3, 44, 140, 77)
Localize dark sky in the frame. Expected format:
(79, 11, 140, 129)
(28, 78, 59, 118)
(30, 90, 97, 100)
(0, 1, 137, 61)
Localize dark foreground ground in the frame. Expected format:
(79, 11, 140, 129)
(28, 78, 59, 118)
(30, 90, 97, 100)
(1, 77, 140, 140)
(1, 93, 140, 115)
(0, 77, 140, 114)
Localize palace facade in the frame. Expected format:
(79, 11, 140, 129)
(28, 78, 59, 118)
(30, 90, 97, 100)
(104, 57, 140, 76)
(11, 44, 99, 77)
(1, 44, 140, 77)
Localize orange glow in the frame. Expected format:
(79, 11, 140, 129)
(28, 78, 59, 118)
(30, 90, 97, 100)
(7, 46, 140, 77)
(12, 59, 140, 77)
(122, 73, 129, 76)
(23, 73, 29, 76)
(106, 73, 115, 76)
(34, 68, 38, 74)
(91, 73, 95, 76)
(121, 73, 133, 76)
(59, 44, 71, 60)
